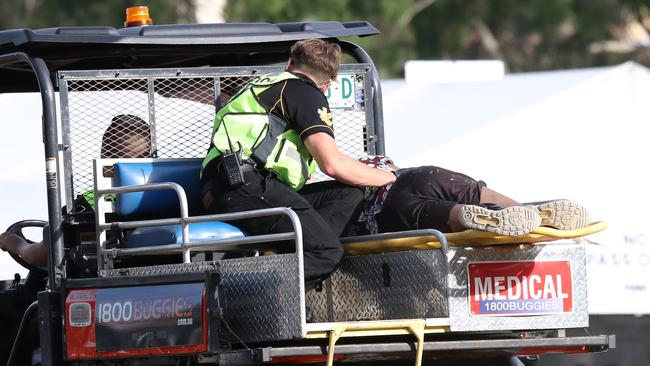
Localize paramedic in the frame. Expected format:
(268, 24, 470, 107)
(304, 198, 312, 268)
(200, 39, 396, 290)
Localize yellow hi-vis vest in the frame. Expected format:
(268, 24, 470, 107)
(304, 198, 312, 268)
(201, 72, 318, 190)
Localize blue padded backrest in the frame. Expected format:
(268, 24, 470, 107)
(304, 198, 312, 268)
(125, 222, 244, 248)
(113, 159, 203, 217)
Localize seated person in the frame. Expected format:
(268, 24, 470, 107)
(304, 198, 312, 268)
(0, 114, 151, 365)
(356, 156, 591, 237)
(0, 114, 152, 265)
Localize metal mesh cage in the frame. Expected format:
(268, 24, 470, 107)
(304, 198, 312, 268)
(59, 65, 374, 210)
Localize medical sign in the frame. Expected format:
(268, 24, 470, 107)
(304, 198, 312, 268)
(325, 74, 357, 109)
(468, 261, 573, 316)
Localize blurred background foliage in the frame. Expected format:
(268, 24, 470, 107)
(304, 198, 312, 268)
(3, 0, 650, 78)
(0, 0, 195, 31)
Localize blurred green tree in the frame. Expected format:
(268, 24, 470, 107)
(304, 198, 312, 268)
(224, 0, 650, 77)
(223, 0, 422, 78)
(2, 0, 650, 78)
(0, 0, 195, 30)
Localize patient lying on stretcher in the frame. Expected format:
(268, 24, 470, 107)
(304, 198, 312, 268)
(353, 156, 593, 237)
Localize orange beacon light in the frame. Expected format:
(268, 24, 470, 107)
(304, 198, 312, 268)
(124, 6, 154, 27)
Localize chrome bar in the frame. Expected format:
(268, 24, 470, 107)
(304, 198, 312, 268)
(106, 232, 296, 257)
(97, 186, 304, 264)
(284, 208, 307, 337)
(98, 207, 304, 229)
(95, 162, 305, 337)
(97, 182, 189, 219)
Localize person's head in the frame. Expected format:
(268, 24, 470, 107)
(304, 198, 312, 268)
(286, 39, 341, 93)
(101, 114, 152, 159)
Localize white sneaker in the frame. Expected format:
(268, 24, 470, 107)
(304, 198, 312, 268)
(459, 205, 541, 237)
(529, 200, 592, 230)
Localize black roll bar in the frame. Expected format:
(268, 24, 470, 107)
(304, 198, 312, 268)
(0, 52, 64, 289)
(0, 42, 384, 289)
(340, 40, 385, 155)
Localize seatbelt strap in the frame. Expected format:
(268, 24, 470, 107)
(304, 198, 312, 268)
(250, 113, 288, 166)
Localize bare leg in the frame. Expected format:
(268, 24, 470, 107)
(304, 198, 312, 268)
(448, 187, 522, 232)
(478, 187, 520, 206)
(448, 204, 466, 232)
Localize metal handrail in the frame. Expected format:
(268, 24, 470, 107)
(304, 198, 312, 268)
(95, 183, 303, 263)
(94, 175, 307, 334)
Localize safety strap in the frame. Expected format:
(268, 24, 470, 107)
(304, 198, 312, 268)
(249, 113, 288, 167)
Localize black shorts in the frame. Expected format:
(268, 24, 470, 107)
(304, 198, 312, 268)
(376, 166, 486, 233)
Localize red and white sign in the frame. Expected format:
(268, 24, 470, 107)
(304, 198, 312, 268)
(468, 261, 573, 316)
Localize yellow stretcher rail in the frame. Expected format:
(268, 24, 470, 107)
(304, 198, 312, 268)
(343, 221, 607, 256)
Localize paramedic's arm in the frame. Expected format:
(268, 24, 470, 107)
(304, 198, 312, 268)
(0, 232, 48, 268)
(305, 132, 396, 187)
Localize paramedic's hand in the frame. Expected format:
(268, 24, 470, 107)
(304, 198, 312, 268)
(304, 132, 396, 187)
(0, 232, 48, 268)
(393, 168, 412, 178)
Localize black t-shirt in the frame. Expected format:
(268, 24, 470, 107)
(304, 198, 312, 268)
(201, 72, 334, 188)
(256, 72, 335, 140)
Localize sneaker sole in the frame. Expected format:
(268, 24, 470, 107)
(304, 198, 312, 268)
(459, 205, 541, 237)
(534, 200, 592, 231)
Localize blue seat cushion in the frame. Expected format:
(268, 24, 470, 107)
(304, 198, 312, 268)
(125, 221, 245, 248)
(113, 159, 203, 218)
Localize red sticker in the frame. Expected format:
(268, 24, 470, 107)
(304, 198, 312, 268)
(468, 261, 573, 316)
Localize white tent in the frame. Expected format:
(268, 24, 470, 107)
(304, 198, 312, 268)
(0, 62, 648, 313)
(0, 92, 48, 279)
(382, 61, 650, 314)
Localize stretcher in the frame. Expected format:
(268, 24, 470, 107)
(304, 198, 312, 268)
(342, 221, 608, 255)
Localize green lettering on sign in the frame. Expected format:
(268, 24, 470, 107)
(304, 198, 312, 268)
(341, 77, 352, 99)
(326, 74, 356, 110)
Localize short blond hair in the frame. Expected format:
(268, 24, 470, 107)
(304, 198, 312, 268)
(290, 39, 341, 83)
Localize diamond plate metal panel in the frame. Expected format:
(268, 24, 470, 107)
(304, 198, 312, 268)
(102, 254, 302, 343)
(305, 280, 330, 322)
(307, 250, 448, 322)
(220, 254, 302, 343)
(446, 242, 588, 331)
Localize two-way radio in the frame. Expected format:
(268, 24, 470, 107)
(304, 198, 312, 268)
(217, 119, 245, 188)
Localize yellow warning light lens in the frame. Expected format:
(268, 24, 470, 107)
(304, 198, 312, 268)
(124, 6, 154, 27)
